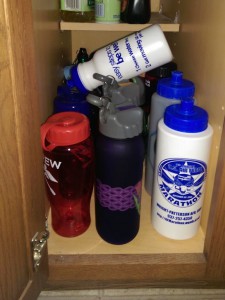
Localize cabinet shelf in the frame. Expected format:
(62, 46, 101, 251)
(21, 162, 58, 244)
(60, 12, 180, 32)
(48, 186, 204, 256)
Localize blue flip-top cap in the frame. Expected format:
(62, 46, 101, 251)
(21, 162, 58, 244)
(157, 70, 195, 99)
(164, 98, 208, 133)
(65, 65, 89, 95)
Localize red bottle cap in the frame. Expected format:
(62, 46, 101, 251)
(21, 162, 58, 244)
(41, 112, 90, 151)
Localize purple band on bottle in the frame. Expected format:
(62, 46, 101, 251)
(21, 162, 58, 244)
(96, 179, 142, 212)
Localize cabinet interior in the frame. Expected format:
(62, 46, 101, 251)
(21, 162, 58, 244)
(32, 0, 225, 258)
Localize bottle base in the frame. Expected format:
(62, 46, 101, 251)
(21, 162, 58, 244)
(96, 226, 139, 245)
(52, 221, 91, 238)
(152, 219, 198, 240)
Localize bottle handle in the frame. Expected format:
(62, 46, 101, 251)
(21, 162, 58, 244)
(41, 122, 58, 152)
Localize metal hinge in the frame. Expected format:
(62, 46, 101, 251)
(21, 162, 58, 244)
(31, 228, 49, 271)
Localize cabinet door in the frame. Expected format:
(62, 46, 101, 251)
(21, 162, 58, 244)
(0, 0, 48, 299)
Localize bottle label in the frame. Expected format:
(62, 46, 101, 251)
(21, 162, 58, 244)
(105, 31, 152, 81)
(44, 156, 61, 196)
(155, 158, 207, 225)
(61, 0, 94, 12)
(96, 179, 142, 213)
(95, 0, 121, 23)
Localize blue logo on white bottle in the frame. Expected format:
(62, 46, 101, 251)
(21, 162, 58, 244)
(158, 159, 207, 208)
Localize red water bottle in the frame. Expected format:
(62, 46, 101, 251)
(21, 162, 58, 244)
(41, 112, 94, 237)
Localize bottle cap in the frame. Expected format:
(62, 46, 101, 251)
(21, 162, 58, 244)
(87, 94, 143, 139)
(76, 48, 89, 63)
(157, 71, 195, 99)
(99, 105, 143, 139)
(41, 112, 90, 151)
(164, 98, 208, 133)
(54, 85, 90, 116)
(66, 65, 89, 94)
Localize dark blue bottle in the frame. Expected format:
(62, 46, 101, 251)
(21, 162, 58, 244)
(88, 94, 145, 244)
(54, 85, 90, 116)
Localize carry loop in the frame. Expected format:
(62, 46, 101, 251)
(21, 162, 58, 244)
(41, 122, 59, 152)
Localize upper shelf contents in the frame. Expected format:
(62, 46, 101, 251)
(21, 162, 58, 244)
(95, 0, 121, 24)
(60, 12, 180, 32)
(60, 0, 95, 22)
(121, 0, 151, 24)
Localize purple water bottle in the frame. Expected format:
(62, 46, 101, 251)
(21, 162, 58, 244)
(87, 93, 145, 244)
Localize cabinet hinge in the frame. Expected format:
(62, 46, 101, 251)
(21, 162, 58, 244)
(31, 228, 49, 271)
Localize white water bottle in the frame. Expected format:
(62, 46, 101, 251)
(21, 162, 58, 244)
(65, 25, 173, 93)
(151, 99, 213, 240)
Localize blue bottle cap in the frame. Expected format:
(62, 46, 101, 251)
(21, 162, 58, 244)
(66, 65, 89, 94)
(164, 98, 208, 133)
(54, 85, 90, 116)
(157, 71, 195, 99)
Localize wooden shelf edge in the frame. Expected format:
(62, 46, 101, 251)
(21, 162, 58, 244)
(48, 252, 206, 266)
(60, 13, 180, 32)
(46, 253, 207, 289)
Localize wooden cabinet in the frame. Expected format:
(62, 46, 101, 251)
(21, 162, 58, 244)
(1, 1, 225, 299)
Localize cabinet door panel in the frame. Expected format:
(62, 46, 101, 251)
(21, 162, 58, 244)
(0, 0, 48, 299)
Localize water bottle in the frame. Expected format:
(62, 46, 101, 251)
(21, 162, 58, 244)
(41, 112, 94, 237)
(151, 99, 213, 240)
(121, 0, 151, 24)
(65, 24, 173, 93)
(142, 62, 177, 148)
(87, 93, 145, 244)
(95, 0, 121, 23)
(144, 62, 177, 114)
(145, 71, 195, 196)
(60, 0, 95, 22)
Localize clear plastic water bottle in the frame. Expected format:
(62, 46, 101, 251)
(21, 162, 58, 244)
(151, 99, 213, 240)
(41, 112, 94, 237)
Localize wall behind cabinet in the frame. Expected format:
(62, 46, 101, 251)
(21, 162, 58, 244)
(32, 0, 72, 122)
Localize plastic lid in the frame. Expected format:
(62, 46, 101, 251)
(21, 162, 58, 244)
(164, 98, 208, 133)
(54, 85, 90, 115)
(99, 106, 143, 139)
(41, 112, 90, 151)
(54, 95, 90, 116)
(76, 48, 89, 63)
(66, 65, 89, 94)
(157, 70, 195, 99)
(86, 94, 143, 139)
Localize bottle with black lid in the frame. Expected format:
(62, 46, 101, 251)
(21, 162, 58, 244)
(121, 0, 151, 24)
